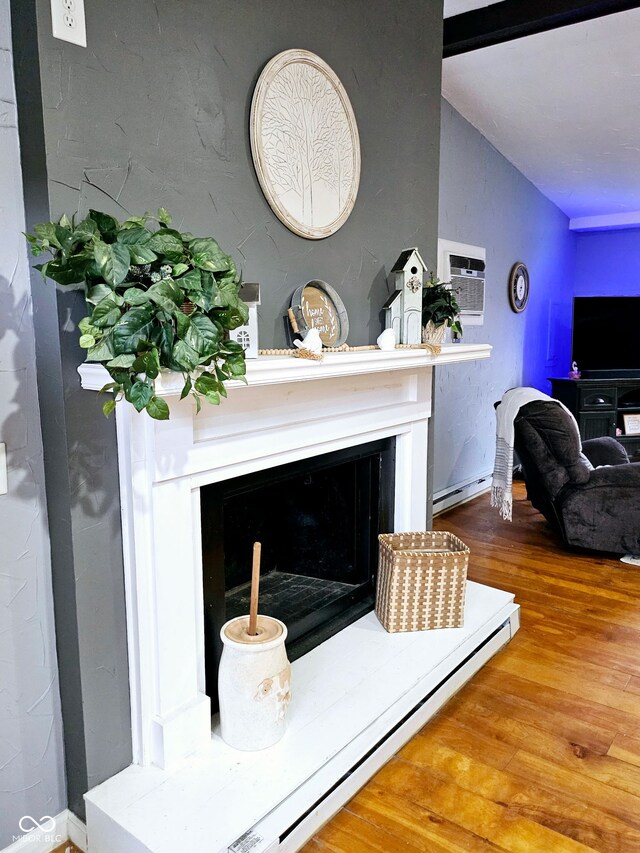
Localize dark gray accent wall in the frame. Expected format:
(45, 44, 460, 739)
(35, 0, 444, 346)
(21, 0, 445, 814)
(12, 0, 132, 819)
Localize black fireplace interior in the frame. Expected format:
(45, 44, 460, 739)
(201, 438, 395, 703)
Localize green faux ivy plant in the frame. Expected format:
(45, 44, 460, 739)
(422, 273, 463, 337)
(25, 208, 248, 420)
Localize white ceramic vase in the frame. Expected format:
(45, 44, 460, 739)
(218, 615, 292, 751)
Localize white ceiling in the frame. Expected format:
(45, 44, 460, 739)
(443, 0, 499, 17)
(442, 8, 640, 224)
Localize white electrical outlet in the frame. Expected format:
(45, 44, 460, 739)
(50, 0, 86, 47)
(0, 443, 7, 496)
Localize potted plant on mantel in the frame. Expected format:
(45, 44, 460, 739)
(421, 272, 463, 345)
(25, 208, 248, 420)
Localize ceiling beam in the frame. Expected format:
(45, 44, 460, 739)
(444, 0, 640, 57)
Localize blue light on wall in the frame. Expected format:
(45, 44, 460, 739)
(574, 228, 640, 297)
(521, 230, 575, 392)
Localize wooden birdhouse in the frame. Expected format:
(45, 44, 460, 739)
(383, 248, 427, 345)
(229, 282, 260, 359)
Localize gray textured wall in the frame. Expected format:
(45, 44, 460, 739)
(435, 98, 575, 494)
(36, 0, 444, 346)
(12, 0, 132, 819)
(0, 0, 66, 844)
(27, 0, 445, 813)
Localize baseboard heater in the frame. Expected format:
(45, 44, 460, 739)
(241, 610, 519, 853)
(433, 471, 492, 515)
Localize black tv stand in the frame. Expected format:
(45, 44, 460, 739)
(580, 368, 640, 380)
(550, 377, 640, 461)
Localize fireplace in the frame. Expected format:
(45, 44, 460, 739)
(79, 347, 456, 769)
(201, 439, 395, 701)
(79, 345, 516, 853)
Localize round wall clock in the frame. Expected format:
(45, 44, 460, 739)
(509, 262, 530, 313)
(250, 49, 361, 240)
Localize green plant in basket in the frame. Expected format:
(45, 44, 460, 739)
(422, 272, 463, 337)
(25, 208, 248, 420)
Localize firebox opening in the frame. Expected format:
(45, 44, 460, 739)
(201, 438, 395, 706)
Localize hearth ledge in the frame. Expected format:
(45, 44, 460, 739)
(85, 582, 519, 853)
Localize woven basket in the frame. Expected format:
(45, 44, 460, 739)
(376, 531, 469, 633)
(421, 321, 447, 345)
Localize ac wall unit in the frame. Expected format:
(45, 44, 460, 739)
(437, 239, 486, 326)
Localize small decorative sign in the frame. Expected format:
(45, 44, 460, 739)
(623, 414, 640, 435)
(290, 280, 349, 346)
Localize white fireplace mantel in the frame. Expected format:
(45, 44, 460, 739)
(78, 343, 490, 769)
(78, 343, 518, 853)
(78, 343, 492, 392)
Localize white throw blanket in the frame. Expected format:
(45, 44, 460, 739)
(491, 387, 557, 521)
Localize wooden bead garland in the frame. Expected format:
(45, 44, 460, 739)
(258, 342, 442, 358)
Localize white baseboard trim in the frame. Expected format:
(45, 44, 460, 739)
(2, 810, 87, 853)
(433, 471, 492, 516)
(66, 812, 87, 852)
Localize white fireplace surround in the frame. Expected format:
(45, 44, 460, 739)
(79, 344, 487, 769)
(78, 344, 519, 853)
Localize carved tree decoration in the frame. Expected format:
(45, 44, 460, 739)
(251, 50, 361, 240)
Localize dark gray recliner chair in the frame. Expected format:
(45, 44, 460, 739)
(514, 399, 640, 554)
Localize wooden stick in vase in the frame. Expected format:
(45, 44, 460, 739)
(248, 541, 261, 636)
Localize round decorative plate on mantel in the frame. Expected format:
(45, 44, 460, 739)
(508, 262, 530, 313)
(290, 280, 349, 346)
(250, 49, 361, 240)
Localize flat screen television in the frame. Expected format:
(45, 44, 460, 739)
(573, 296, 640, 377)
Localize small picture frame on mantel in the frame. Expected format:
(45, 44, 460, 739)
(623, 414, 640, 435)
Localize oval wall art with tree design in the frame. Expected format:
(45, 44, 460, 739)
(250, 49, 361, 240)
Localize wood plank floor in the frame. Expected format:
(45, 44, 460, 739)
(303, 483, 640, 852)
